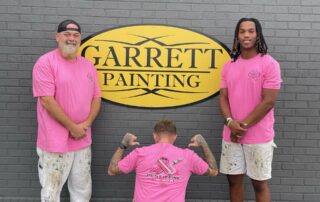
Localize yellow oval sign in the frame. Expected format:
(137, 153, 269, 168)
(79, 25, 231, 108)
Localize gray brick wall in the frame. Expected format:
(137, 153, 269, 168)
(0, 0, 319, 201)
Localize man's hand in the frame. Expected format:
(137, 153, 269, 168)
(228, 120, 247, 142)
(69, 123, 87, 139)
(121, 133, 140, 147)
(228, 120, 247, 134)
(188, 134, 207, 148)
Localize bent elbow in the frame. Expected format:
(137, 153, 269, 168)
(108, 169, 115, 176)
(107, 168, 115, 176)
(210, 169, 219, 177)
(40, 96, 53, 109)
(108, 166, 121, 176)
(206, 168, 219, 176)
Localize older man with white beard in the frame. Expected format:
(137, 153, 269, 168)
(32, 20, 101, 202)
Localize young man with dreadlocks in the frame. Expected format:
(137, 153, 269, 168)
(219, 18, 282, 202)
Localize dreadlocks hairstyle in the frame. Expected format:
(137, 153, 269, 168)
(231, 18, 268, 62)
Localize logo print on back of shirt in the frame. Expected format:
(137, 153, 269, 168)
(150, 157, 183, 175)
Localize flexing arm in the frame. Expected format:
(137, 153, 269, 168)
(108, 147, 125, 176)
(242, 88, 280, 128)
(108, 133, 140, 176)
(40, 96, 86, 138)
(188, 134, 218, 176)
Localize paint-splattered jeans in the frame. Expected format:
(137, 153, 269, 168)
(37, 146, 92, 202)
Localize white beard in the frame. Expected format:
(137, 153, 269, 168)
(60, 43, 79, 56)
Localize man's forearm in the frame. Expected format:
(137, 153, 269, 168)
(243, 101, 273, 128)
(219, 88, 232, 118)
(243, 89, 279, 127)
(108, 148, 124, 176)
(40, 96, 75, 130)
(201, 143, 218, 175)
(195, 135, 218, 176)
(85, 97, 101, 126)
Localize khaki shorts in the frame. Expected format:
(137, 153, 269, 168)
(220, 140, 277, 181)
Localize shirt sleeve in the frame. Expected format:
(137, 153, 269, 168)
(32, 58, 55, 97)
(118, 149, 139, 174)
(189, 150, 209, 175)
(263, 57, 282, 89)
(92, 66, 101, 98)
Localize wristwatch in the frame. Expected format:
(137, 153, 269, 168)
(225, 117, 233, 126)
(119, 143, 127, 150)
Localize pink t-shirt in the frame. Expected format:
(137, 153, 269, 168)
(220, 54, 282, 144)
(33, 48, 101, 152)
(118, 143, 209, 202)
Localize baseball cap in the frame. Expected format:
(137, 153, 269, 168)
(57, 19, 81, 33)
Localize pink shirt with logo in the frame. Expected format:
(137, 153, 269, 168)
(33, 48, 101, 152)
(220, 54, 282, 144)
(118, 143, 209, 202)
